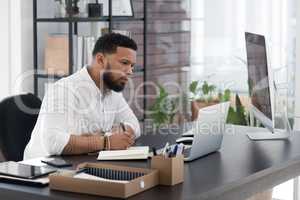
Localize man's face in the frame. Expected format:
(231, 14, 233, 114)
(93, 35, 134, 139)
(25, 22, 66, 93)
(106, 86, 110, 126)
(102, 47, 136, 92)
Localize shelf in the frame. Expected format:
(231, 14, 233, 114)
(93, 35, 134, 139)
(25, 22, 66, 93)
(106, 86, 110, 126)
(36, 17, 108, 22)
(35, 73, 67, 79)
(107, 17, 144, 21)
(33, 0, 148, 120)
(36, 17, 144, 23)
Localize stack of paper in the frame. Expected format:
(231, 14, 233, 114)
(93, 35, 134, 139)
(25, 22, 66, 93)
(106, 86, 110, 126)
(97, 146, 149, 160)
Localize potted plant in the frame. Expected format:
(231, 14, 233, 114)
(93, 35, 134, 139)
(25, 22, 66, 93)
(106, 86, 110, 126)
(65, 0, 79, 16)
(54, 0, 79, 17)
(189, 81, 249, 125)
(149, 85, 178, 128)
(189, 81, 219, 120)
(54, 0, 66, 17)
(219, 90, 249, 125)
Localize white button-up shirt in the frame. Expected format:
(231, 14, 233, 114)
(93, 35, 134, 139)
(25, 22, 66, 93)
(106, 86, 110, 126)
(24, 67, 140, 160)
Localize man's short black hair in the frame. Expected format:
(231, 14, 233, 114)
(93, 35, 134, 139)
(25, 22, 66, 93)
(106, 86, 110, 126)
(92, 33, 138, 56)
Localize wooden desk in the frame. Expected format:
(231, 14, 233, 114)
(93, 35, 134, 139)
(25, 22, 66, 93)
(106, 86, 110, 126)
(1, 125, 300, 200)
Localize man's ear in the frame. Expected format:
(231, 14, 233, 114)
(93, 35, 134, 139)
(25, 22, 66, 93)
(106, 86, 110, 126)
(95, 53, 106, 67)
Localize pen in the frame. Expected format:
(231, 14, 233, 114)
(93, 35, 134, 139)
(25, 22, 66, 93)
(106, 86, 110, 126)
(162, 142, 169, 157)
(120, 123, 126, 132)
(152, 147, 157, 156)
(173, 144, 178, 156)
(176, 143, 184, 155)
(166, 146, 172, 158)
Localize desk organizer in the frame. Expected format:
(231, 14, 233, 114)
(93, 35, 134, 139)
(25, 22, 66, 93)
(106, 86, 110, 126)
(49, 162, 159, 199)
(151, 155, 184, 186)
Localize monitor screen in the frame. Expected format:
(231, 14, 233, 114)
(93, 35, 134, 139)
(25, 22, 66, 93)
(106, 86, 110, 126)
(245, 32, 272, 120)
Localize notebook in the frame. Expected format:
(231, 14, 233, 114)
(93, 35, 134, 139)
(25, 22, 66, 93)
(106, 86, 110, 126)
(97, 146, 149, 160)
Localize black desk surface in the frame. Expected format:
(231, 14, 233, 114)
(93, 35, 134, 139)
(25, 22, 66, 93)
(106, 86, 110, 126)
(1, 125, 300, 200)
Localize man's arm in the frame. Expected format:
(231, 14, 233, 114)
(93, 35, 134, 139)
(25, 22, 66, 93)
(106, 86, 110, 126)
(114, 94, 141, 138)
(39, 83, 76, 156)
(62, 132, 134, 154)
(37, 84, 135, 158)
(39, 84, 106, 156)
(62, 134, 105, 155)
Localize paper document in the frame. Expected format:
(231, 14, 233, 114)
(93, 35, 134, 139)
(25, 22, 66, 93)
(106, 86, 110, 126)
(0, 175, 49, 186)
(74, 173, 129, 184)
(97, 146, 149, 160)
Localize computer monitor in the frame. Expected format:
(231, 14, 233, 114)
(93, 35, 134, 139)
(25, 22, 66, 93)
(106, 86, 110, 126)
(245, 32, 291, 140)
(245, 32, 273, 129)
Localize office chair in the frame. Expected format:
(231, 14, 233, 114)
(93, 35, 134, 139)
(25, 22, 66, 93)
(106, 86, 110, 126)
(0, 93, 41, 161)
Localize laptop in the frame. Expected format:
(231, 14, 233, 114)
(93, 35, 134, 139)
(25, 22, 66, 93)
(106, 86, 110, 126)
(177, 102, 230, 162)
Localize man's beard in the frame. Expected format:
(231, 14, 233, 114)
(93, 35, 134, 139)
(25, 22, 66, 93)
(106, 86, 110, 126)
(102, 63, 126, 92)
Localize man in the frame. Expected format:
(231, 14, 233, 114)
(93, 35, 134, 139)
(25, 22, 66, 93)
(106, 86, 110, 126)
(24, 33, 140, 160)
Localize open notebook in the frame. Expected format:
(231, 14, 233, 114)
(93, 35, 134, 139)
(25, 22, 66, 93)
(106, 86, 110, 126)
(97, 146, 149, 160)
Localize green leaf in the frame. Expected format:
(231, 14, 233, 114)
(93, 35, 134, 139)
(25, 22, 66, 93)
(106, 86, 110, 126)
(189, 81, 198, 95)
(149, 84, 179, 127)
(226, 107, 238, 124)
(223, 89, 231, 101)
(226, 94, 248, 125)
(208, 85, 216, 93)
(235, 94, 247, 125)
(202, 81, 209, 95)
(158, 85, 168, 98)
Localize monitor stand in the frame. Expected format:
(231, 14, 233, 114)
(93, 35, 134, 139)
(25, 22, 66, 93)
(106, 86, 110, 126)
(247, 129, 289, 140)
(247, 111, 291, 141)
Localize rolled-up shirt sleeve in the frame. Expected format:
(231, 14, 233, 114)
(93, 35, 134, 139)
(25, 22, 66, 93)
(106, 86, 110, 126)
(39, 83, 76, 156)
(114, 94, 141, 138)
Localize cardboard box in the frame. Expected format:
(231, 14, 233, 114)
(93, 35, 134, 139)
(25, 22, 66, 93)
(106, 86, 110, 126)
(151, 155, 184, 186)
(49, 163, 159, 199)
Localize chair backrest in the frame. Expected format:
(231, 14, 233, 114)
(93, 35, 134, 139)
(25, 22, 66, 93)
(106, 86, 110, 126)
(0, 93, 41, 161)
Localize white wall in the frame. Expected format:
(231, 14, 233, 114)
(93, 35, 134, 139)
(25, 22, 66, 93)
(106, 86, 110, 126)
(294, 0, 300, 129)
(11, 0, 34, 95)
(20, 0, 34, 93)
(0, 0, 33, 101)
(0, 0, 11, 100)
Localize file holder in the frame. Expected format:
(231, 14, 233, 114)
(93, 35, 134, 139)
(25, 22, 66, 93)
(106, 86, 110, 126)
(151, 155, 184, 186)
(82, 167, 146, 181)
(49, 163, 159, 199)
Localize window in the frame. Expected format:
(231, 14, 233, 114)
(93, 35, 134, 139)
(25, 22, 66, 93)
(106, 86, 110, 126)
(190, 1, 296, 199)
(190, 0, 296, 119)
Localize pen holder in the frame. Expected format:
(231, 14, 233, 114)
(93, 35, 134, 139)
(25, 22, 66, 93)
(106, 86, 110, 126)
(88, 3, 103, 17)
(151, 155, 184, 186)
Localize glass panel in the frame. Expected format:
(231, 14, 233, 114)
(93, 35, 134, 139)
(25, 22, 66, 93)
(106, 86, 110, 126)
(37, 23, 69, 74)
(190, 0, 296, 126)
(143, 0, 191, 121)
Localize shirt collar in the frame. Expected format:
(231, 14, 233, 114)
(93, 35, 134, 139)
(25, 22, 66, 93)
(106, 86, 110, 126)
(80, 66, 103, 98)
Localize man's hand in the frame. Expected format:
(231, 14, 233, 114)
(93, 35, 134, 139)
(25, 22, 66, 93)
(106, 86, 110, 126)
(108, 124, 135, 150)
(109, 132, 134, 150)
